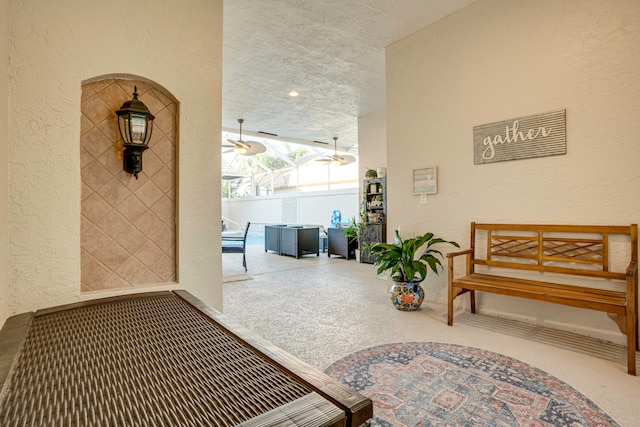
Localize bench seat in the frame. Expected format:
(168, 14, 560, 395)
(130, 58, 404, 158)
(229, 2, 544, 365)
(453, 273, 628, 314)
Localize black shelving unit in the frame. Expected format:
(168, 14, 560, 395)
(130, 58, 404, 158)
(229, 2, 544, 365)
(360, 177, 386, 264)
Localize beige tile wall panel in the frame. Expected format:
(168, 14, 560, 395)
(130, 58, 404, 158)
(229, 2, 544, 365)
(81, 79, 176, 292)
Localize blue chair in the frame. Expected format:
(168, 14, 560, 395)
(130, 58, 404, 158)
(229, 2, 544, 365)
(222, 222, 250, 271)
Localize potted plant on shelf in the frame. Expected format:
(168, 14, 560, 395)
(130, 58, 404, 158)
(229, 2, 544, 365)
(369, 230, 459, 311)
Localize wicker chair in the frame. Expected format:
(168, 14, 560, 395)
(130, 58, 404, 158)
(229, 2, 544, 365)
(222, 222, 250, 271)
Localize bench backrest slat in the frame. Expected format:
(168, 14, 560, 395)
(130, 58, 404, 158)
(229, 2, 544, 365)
(475, 259, 626, 280)
(470, 222, 637, 280)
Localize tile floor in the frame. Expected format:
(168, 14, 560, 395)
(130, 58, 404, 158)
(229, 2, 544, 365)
(223, 242, 640, 426)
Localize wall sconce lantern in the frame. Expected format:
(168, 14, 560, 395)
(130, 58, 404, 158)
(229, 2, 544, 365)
(116, 86, 155, 179)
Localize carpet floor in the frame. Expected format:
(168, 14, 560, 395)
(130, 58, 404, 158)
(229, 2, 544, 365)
(325, 342, 619, 426)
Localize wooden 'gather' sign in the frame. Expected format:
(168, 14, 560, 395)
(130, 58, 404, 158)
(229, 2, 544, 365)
(473, 109, 566, 165)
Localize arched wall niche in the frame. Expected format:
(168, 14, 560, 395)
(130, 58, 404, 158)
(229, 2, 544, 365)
(80, 75, 177, 292)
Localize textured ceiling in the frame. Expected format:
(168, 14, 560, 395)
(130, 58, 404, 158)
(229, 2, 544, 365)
(222, 0, 476, 151)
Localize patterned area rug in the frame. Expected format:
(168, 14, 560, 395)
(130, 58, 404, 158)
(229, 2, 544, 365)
(325, 342, 619, 427)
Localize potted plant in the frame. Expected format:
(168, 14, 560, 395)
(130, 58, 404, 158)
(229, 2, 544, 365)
(341, 216, 365, 260)
(369, 230, 459, 311)
(342, 216, 362, 243)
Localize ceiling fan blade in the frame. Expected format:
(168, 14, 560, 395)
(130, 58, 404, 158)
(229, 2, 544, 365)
(315, 152, 334, 162)
(337, 154, 356, 165)
(315, 153, 356, 165)
(228, 139, 252, 150)
(240, 141, 266, 156)
(225, 139, 262, 154)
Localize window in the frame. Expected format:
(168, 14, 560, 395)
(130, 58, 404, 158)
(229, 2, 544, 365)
(222, 134, 358, 198)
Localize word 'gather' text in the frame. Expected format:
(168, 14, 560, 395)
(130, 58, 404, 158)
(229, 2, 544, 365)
(482, 120, 553, 160)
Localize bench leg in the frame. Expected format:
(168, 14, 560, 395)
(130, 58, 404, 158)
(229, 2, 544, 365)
(447, 259, 455, 326)
(447, 283, 454, 326)
(627, 323, 637, 375)
(470, 290, 476, 314)
(448, 285, 472, 326)
(628, 305, 637, 375)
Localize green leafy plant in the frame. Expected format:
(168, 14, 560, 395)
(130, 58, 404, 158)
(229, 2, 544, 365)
(342, 216, 364, 243)
(365, 169, 377, 179)
(369, 230, 459, 282)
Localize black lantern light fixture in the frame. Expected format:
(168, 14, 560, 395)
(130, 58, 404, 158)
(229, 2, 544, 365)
(116, 86, 155, 179)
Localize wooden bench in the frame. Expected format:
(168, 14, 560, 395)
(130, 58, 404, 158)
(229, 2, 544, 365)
(447, 223, 638, 375)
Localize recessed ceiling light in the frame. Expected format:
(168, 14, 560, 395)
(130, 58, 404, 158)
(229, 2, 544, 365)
(288, 90, 299, 97)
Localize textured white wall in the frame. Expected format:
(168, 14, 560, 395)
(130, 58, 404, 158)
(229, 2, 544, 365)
(0, 0, 9, 326)
(358, 111, 387, 215)
(7, 0, 223, 316)
(223, 189, 358, 229)
(386, 0, 640, 343)
(358, 111, 387, 180)
(298, 190, 358, 227)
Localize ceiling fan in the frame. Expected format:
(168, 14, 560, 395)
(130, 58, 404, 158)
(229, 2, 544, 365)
(316, 137, 356, 166)
(223, 118, 266, 156)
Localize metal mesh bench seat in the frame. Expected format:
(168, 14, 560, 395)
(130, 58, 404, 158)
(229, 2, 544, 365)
(0, 291, 372, 427)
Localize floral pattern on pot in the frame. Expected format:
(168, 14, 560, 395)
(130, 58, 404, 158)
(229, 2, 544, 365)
(389, 281, 424, 311)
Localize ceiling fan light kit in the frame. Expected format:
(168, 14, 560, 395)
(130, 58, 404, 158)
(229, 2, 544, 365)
(316, 136, 356, 166)
(222, 118, 266, 156)
(234, 145, 248, 155)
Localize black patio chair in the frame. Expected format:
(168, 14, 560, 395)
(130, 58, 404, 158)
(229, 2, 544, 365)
(222, 222, 250, 271)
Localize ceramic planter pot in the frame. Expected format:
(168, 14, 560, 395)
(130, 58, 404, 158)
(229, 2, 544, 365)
(389, 280, 424, 311)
